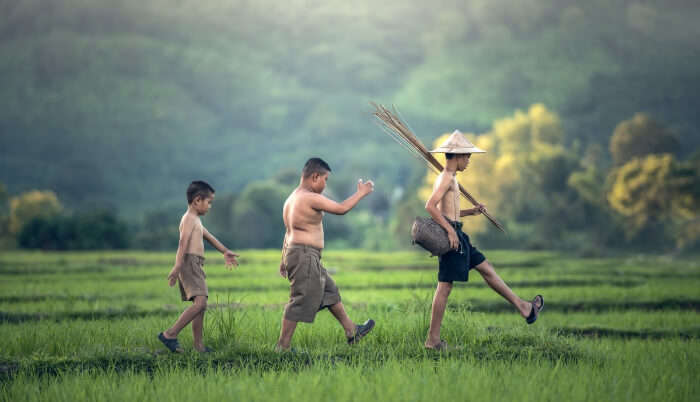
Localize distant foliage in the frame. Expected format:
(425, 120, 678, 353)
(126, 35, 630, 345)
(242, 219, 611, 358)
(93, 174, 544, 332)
(607, 153, 699, 246)
(1, 0, 699, 213)
(231, 180, 291, 249)
(18, 210, 129, 250)
(9, 191, 62, 235)
(609, 113, 679, 166)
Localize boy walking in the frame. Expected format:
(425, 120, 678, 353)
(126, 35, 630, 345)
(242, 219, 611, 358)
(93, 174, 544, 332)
(276, 158, 375, 351)
(158, 181, 239, 353)
(424, 131, 544, 350)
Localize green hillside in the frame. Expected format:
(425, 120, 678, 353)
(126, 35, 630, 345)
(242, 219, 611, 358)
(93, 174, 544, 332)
(1, 0, 698, 213)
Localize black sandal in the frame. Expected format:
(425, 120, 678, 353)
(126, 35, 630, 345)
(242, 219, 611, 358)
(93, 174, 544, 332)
(526, 295, 544, 324)
(158, 332, 183, 353)
(347, 319, 375, 345)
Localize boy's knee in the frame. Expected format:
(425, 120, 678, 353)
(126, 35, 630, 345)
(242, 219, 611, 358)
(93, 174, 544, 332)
(437, 282, 453, 296)
(193, 297, 207, 311)
(475, 261, 494, 277)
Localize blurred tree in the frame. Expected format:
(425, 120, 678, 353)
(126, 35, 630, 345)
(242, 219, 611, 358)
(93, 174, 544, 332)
(9, 190, 62, 235)
(17, 209, 128, 250)
(72, 209, 129, 249)
(609, 113, 679, 166)
(0, 183, 10, 247)
(201, 193, 237, 248)
(231, 180, 288, 248)
(607, 154, 698, 245)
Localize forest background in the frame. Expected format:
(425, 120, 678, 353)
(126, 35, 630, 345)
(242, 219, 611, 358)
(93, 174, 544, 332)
(1, 0, 698, 254)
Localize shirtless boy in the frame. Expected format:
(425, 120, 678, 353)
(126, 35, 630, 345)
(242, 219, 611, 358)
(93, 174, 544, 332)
(158, 181, 239, 353)
(276, 158, 375, 351)
(424, 131, 544, 350)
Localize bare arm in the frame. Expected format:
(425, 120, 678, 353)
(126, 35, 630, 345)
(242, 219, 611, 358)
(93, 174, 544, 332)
(203, 226, 239, 269)
(308, 179, 374, 215)
(202, 226, 227, 254)
(459, 204, 486, 217)
(279, 206, 290, 278)
(167, 216, 194, 286)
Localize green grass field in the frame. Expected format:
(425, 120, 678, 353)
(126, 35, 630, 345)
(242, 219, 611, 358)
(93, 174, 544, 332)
(1, 249, 699, 401)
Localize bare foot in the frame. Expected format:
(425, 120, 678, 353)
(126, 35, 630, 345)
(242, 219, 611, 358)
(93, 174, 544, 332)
(194, 345, 213, 353)
(424, 340, 449, 350)
(519, 300, 532, 318)
(274, 344, 290, 353)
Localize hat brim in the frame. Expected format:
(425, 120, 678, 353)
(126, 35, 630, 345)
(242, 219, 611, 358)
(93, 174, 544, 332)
(429, 146, 486, 154)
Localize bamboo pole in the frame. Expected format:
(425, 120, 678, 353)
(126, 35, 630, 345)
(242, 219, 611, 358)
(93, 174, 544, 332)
(371, 103, 506, 233)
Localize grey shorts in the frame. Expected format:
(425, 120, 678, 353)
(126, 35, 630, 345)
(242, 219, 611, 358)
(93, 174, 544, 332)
(283, 244, 341, 323)
(178, 253, 208, 301)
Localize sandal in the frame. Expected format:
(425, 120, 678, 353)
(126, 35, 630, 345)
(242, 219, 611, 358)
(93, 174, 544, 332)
(525, 295, 544, 324)
(158, 332, 184, 353)
(347, 319, 375, 345)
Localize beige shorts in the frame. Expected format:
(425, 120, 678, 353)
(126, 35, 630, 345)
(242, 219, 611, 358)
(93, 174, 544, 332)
(178, 253, 208, 301)
(283, 244, 341, 323)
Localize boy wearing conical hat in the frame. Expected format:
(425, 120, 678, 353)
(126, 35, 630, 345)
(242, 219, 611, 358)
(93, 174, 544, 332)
(424, 130, 543, 350)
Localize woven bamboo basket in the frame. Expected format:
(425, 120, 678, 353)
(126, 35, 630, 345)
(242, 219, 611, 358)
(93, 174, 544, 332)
(411, 216, 451, 256)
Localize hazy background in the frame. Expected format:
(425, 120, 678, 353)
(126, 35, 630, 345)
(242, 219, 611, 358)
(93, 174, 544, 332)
(0, 0, 698, 253)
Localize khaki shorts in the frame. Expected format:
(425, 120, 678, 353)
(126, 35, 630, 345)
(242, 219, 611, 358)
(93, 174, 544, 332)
(178, 253, 208, 301)
(283, 244, 341, 323)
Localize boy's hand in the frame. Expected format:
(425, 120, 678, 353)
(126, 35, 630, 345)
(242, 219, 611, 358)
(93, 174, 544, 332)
(447, 227, 459, 250)
(224, 250, 239, 270)
(473, 203, 487, 215)
(167, 267, 179, 287)
(279, 261, 287, 278)
(357, 179, 375, 196)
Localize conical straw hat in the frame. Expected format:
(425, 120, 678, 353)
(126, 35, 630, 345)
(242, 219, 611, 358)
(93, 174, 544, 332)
(429, 130, 486, 154)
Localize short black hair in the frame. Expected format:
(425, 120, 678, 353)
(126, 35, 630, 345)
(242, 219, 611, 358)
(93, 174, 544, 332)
(445, 153, 470, 160)
(302, 157, 332, 178)
(187, 181, 215, 204)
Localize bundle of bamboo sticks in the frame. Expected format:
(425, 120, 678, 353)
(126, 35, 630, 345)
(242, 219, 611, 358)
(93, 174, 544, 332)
(371, 102, 506, 233)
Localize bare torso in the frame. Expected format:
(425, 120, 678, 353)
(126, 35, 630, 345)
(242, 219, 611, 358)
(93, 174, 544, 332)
(283, 189, 325, 249)
(436, 172, 460, 222)
(180, 213, 205, 256)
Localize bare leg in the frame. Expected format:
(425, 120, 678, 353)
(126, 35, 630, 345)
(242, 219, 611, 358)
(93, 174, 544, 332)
(163, 296, 207, 339)
(473, 260, 531, 317)
(328, 302, 357, 338)
(425, 281, 452, 348)
(192, 308, 205, 350)
(276, 318, 298, 351)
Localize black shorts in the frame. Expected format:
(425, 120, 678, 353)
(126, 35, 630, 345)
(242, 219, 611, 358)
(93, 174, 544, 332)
(438, 220, 486, 283)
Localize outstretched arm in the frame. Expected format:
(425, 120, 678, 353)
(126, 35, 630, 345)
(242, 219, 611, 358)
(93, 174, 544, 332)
(203, 226, 239, 269)
(167, 216, 194, 286)
(425, 173, 459, 250)
(308, 179, 374, 215)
